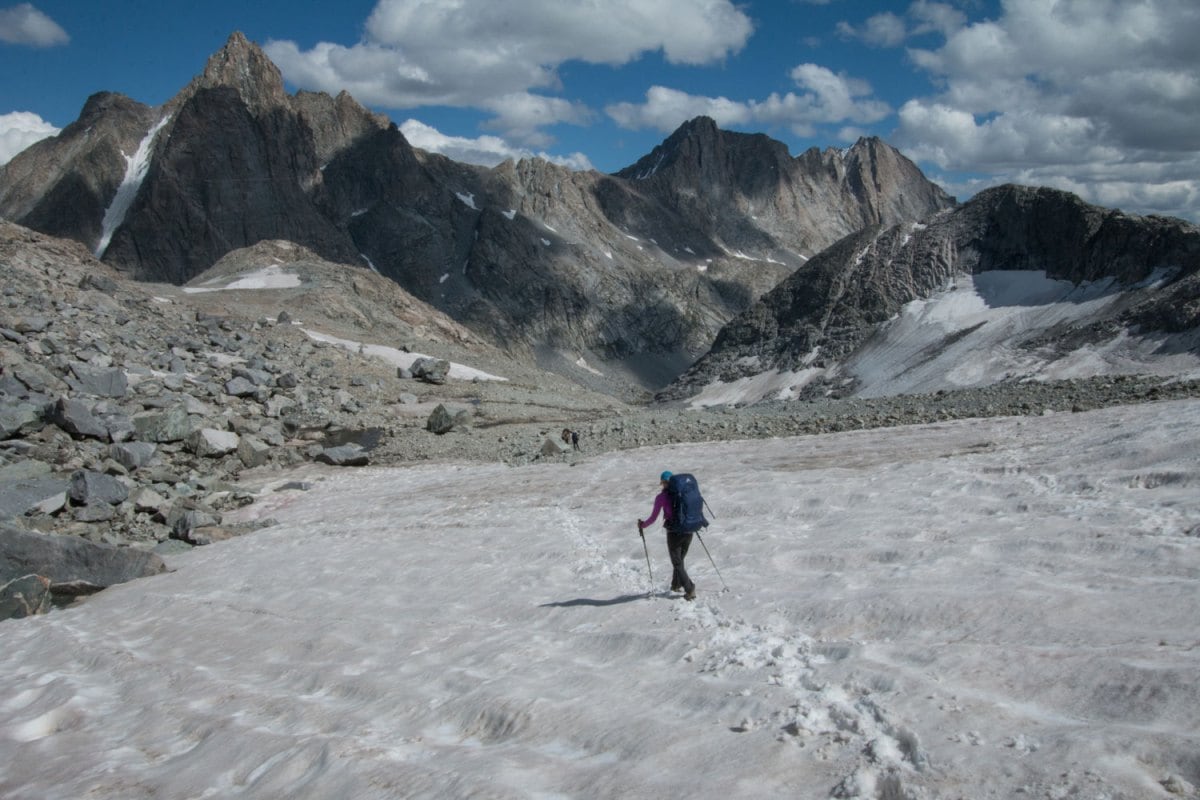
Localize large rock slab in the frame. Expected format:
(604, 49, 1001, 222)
(133, 404, 193, 443)
(188, 428, 240, 458)
(109, 441, 157, 470)
(411, 357, 450, 385)
(315, 444, 369, 466)
(69, 470, 129, 506)
(67, 363, 129, 398)
(0, 523, 167, 600)
(0, 475, 71, 520)
(48, 397, 109, 440)
(0, 400, 44, 438)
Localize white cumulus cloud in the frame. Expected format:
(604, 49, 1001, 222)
(399, 119, 593, 171)
(892, 0, 1200, 220)
(0, 3, 68, 47)
(0, 110, 59, 164)
(606, 63, 890, 139)
(266, 0, 753, 146)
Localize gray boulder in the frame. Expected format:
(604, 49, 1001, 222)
(133, 404, 193, 443)
(411, 357, 450, 385)
(265, 394, 296, 417)
(188, 428, 240, 458)
(0, 475, 71, 520)
(0, 523, 167, 604)
(69, 470, 129, 506)
(11, 362, 65, 394)
(232, 366, 274, 386)
(67, 363, 128, 398)
(0, 401, 44, 438)
(98, 408, 136, 442)
(12, 315, 51, 334)
(237, 435, 271, 468)
(48, 397, 109, 440)
(130, 487, 170, 515)
(224, 376, 260, 397)
(541, 437, 571, 457)
(166, 506, 222, 541)
(315, 444, 369, 466)
(109, 441, 157, 470)
(0, 460, 51, 481)
(426, 404, 454, 434)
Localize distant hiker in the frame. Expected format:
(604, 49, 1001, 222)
(638, 470, 696, 600)
(570, 429, 580, 451)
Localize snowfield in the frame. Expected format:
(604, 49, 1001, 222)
(689, 270, 1200, 408)
(2, 399, 1199, 799)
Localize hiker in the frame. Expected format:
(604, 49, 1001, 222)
(638, 470, 696, 600)
(561, 428, 581, 451)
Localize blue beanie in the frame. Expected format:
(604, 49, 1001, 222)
(660, 471, 673, 481)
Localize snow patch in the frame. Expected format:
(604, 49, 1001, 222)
(96, 114, 171, 258)
(455, 191, 478, 210)
(3, 402, 1196, 797)
(502, 209, 517, 220)
(182, 265, 302, 294)
(301, 329, 506, 381)
(846, 270, 1200, 397)
(688, 367, 824, 408)
(574, 356, 604, 376)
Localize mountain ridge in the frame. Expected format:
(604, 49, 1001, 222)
(0, 31, 953, 394)
(660, 184, 1200, 404)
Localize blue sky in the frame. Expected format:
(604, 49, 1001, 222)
(2, 0, 1199, 222)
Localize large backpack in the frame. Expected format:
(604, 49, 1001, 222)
(666, 473, 709, 534)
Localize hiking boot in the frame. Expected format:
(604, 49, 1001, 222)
(670, 583, 682, 592)
(684, 588, 696, 601)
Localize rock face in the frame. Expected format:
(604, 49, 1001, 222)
(662, 185, 1200, 402)
(0, 32, 953, 391)
(0, 92, 159, 249)
(614, 116, 955, 257)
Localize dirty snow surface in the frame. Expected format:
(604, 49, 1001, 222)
(2, 400, 1199, 799)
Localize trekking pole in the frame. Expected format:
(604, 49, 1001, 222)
(638, 523, 653, 587)
(694, 531, 728, 592)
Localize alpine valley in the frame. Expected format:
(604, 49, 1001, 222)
(1, 32, 1199, 606)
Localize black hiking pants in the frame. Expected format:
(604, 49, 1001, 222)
(666, 530, 694, 593)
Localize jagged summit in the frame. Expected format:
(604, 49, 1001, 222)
(170, 31, 290, 117)
(616, 115, 791, 182)
(613, 116, 955, 259)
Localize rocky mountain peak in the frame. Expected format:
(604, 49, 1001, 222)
(177, 30, 289, 116)
(617, 115, 790, 181)
(74, 91, 146, 129)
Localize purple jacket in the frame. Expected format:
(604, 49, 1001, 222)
(639, 491, 673, 528)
